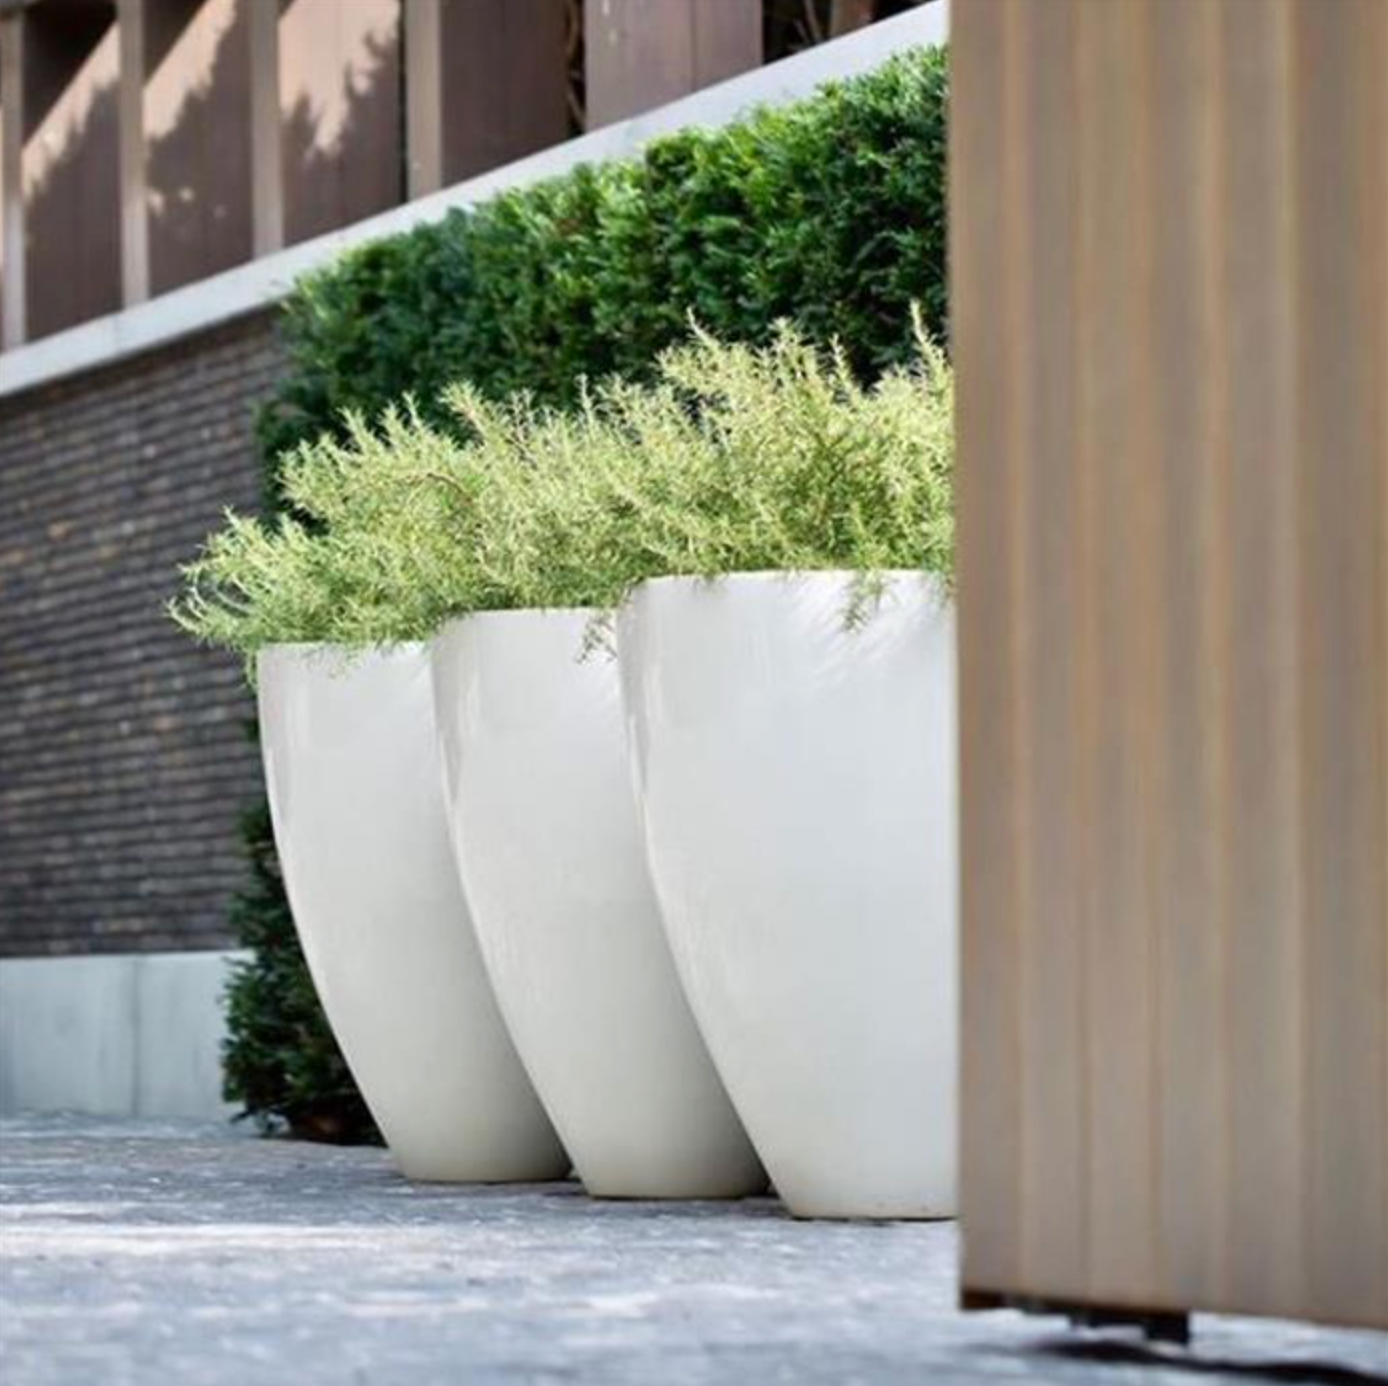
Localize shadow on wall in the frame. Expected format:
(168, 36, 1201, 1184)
(20, 2, 122, 341)
(276, 0, 401, 247)
(20, 0, 403, 340)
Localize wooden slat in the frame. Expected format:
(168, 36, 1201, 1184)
(116, 0, 148, 306)
(0, 11, 25, 348)
(956, 0, 1388, 1331)
(17, 3, 122, 340)
(1143, 0, 1228, 1308)
(585, 0, 761, 131)
(403, 0, 441, 198)
(951, 0, 1022, 1296)
(1010, 0, 1088, 1301)
(0, 47, 4, 344)
(142, 0, 256, 296)
(691, 0, 761, 91)
(278, 0, 401, 247)
(116, 0, 262, 301)
(438, 0, 568, 182)
(1073, 0, 1160, 1306)
(1291, 0, 1388, 1329)
(829, 0, 874, 39)
(247, 0, 282, 257)
(1215, 0, 1306, 1318)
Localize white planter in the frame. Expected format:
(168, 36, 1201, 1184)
(618, 572, 958, 1219)
(257, 644, 568, 1183)
(431, 611, 765, 1198)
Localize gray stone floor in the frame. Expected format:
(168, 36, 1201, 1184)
(0, 1117, 1384, 1386)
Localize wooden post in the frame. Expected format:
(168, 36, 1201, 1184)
(248, 0, 282, 257)
(0, 11, 25, 348)
(403, 0, 441, 198)
(954, 0, 1387, 1333)
(585, 0, 761, 130)
(116, 0, 148, 306)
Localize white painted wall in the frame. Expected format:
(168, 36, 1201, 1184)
(0, 951, 244, 1120)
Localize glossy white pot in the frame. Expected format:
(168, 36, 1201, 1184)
(618, 572, 958, 1220)
(431, 611, 765, 1198)
(257, 644, 568, 1183)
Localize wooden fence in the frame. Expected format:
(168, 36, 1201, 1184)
(954, 0, 1386, 1332)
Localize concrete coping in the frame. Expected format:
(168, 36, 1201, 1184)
(0, 4, 948, 403)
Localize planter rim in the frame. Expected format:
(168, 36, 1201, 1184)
(257, 640, 427, 661)
(631, 568, 947, 590)
(433, 606, 598, 639)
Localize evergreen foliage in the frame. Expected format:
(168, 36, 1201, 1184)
(256, 48, 948, 502)
(221, 791, 378, 1142)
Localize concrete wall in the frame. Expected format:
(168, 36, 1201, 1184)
(0, 949, 243, 1118)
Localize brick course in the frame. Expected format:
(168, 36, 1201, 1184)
(0, 313, 283, 956)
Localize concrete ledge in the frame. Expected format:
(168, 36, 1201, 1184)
(0, 3, 948, 401)
(0, 950, 245, 1120)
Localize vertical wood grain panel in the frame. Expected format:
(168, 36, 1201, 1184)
(412, 0, 568, 191)
(142, 0, 256, 296)
(247, 0, 281, 256)
(1, 13, 25, 348)
(952, 0, 1023, 1295)
(1073, 0, 1159, 1304)
(279, 0, 401, 246)
(0, 39, 5, 343)
(956, 0, 1388, 1331)
(585, 0, 761, 131)
(1216, 0, 1306, 1317)
(21, 9, 122, 340)
(119, 0, 262, 300)
(117, 0, 149, 306)
(691, 0, 762, 92)
(438, 0, 568, 183)
(1009, 0, 1089, 1300)
(1144, 0, 1228, 1307)
(1291, 0, 1388, 1328)
(829, 0, 875, 39)
(404, 0, 442, 197)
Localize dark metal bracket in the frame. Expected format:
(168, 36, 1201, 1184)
(962, 1289, 1192, 1346)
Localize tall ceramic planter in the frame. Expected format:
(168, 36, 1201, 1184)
(618, 572, 958, 1219)
(431, 611, 765, 1198)
(257, 643, 568, 1183)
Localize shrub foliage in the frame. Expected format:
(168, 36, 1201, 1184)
(177, 322, 953, 661)
(257, 48, 948, 497)
(221, 794, 378, 1141)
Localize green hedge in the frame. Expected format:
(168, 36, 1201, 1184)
(258, 46, 948, 493)
(221, 794, 377, 1142)
(224, 44, 949, 1140)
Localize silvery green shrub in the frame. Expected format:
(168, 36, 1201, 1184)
(173, 319, 953, 662)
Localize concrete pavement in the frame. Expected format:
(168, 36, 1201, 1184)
(1, 1116, 1384, 1385)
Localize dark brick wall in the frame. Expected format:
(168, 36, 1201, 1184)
(0, 313, 283, 956)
